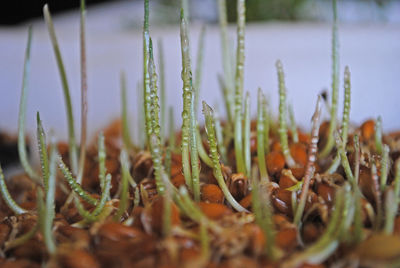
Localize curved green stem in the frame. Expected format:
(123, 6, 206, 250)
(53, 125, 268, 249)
(18, 26, 41, 183)
(202, 102, 247, 212)
(43, 4, 78, 175)
(0, 165, 27, 215)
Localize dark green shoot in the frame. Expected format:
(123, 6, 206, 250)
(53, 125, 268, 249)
(77, 0, 88, 184)
(319, 0, 339, 158)
(120, 71, 133, 150)
(234, 0, 246, 174)
(288, 104, 299, 143)
(202, 101, 247, 212)
(0, 165, 27, 215)
(294, 96, 322, 226)
(243, 92, 251, 177)
(276, 60, 296, 168)
(37, 112, 49, 192)
(18, 26, 41, 183)
(257, 88, 269, 182)
(43, 4, 78, 175)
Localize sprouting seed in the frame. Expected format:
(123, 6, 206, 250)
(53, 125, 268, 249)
(43, 4, 78, 175)
(294, 96, 322, 226)
(276, 60, 296, 168)
(202, 101, 247, 212)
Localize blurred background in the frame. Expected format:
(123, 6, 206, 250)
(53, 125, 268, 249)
(0, 0, 399, 146)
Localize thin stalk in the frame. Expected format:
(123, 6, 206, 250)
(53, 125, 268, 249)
(18, 26, 41, 183)
(165, 107, 175, 176)
(252, 169, 279, 259)
(120, 71, 133, 150)
(257, 89, 269, 182)
(114, 149, 130, 221)
(374, 116, 383, 154)
(335, 133, 356, 189)
(243, 92, 251, 177)
(217, 0, 234, 123)
(36, 112, 49, 192)
(276, 60, 296, 168)
(143, 0, 152, 148)
(98, 132, 107, 196)
(43, 4, 78, 174)
(353, 135, 363, 243)
(214, 107, 228, 164)
(199, 220, 210, 261)
(77, 0, 88, 185)
(161, 172, 172, 237)
(380, 144, 390, 192)
(288, 104, 299, 143)
(319, 0, 339, 158)
(234, 0, 246, 174)
(58, 157, 98, 206)
(180, 9, 193, 190)
(43, 144, 57, 255)
(294, 96, 322, 226)
(262, 95, 270, 154)
(4, 224, 38, 251)
(326, 66, 351, 174)
(202, 101, 247, 212)
(149, 39, 166, 195)
(137, 81, 145, 149)
(194, 25, 206, 115)
(384, 188, 396, 234)
(197, 128, 213, 168)
(371, 160, 383, 229)
(158, 39, 166, 142)
(0, 165, 27, 215)
(190, 98, 201, 201)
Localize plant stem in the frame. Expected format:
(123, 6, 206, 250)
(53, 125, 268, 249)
(380, 144, 390, 192)
(288, 104, 299, 143)
(202, 101, 247, 212)
(353, 135, 363, 243)
(98, 132, 107, 197)
(18, 26, 41, 184)
(383, 188, 396, 234)
(0, 165, 27, 215)
(77, 0, 88, 185)
(165, 107, 175, 176)
(319, 0, 339, 158)
(189, 95, 201, 201)
(196, 128, 213, 168)
(137, 81, 145, 149)
(294, 96, 322, 226)
(214, 107, 228, 164)
(243, 92, 251, 177)
(234, 0, 246, 174)
(262, 95, 270, 154)
(143, 0, 152, 149)
(43, 4, 78, 175)
(36, 113, 49, 192)
(194, 25, 206, 116)
(180, 9, 193, 190)
(115, 149, 130, 221)
(257, 88, 269, 182)
(158, 39, 166, 142)
(374, 116, 383, 154)
(276, 60, 296, 168)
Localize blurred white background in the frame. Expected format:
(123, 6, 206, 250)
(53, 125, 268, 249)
(0, 0, 399, 144)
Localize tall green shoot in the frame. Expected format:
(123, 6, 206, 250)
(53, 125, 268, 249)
(257, 88, 269, 182)
(243, 92, 251, 177)
(43, 4, 78, 175)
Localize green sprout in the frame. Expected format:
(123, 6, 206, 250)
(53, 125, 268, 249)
(43, 4, 78, 175)
(214, 107, 228, 164)
(114, 149, 130, 221)
(243, 92, 251, 177)
(37, 113, 49, 192)
(288, 104, 299, 143)
(262, 95, 270, 154)
(120, 71, 133, 150)
(352, 134, 363, 243)
(319, 0, 339, 158)
(202, 101, 247, 212)
(294, 96, 322, 226)
(165, 107, 175, 176)
(374, 116, 383, 154)
(234, 0, 246, 174)
(194, 25, 206, 115)
(77, 0, 88, 184)
(370, 160, 383, 229)
(158, 39, 166, 142)
(257, 88, 269, 182)
(380, 144, 390, 192)
(18, 26, 41, 184)
(383, 188, 396, 235)
(143, 0, 152, 148)
(276, 60, 296, 168)
(0, 165, 28, 215)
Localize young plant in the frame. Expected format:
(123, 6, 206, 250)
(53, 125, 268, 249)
(202, 101, 247, 212)
(319, 0, 339, 158)
(243, 92, 251, 177)
(114, 149, 130, 221)
(380, 144, 390, 192)
(143, 0, 152, 149)
(276, 60, 296, 168)
(213, 107, 228, 164)
(158, 39, 166, 142)
(257, 88, 269, 182)
(288, 104, 299, 143)
(262, 95, 270, 154)
(77, 0, 88, 184)
(234, 0, 246, 174)
(294, 96, 322, 226)
(326, 66, 352, 174)
(0, 165, 27, 215)
(43, 4, 78, 175)
(194, 25, 206, 115)
(37, 113, 49, 192)
(374, 116, 383, 154)
(165, 107, 175, 176)
(18, 26, 41, 184)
